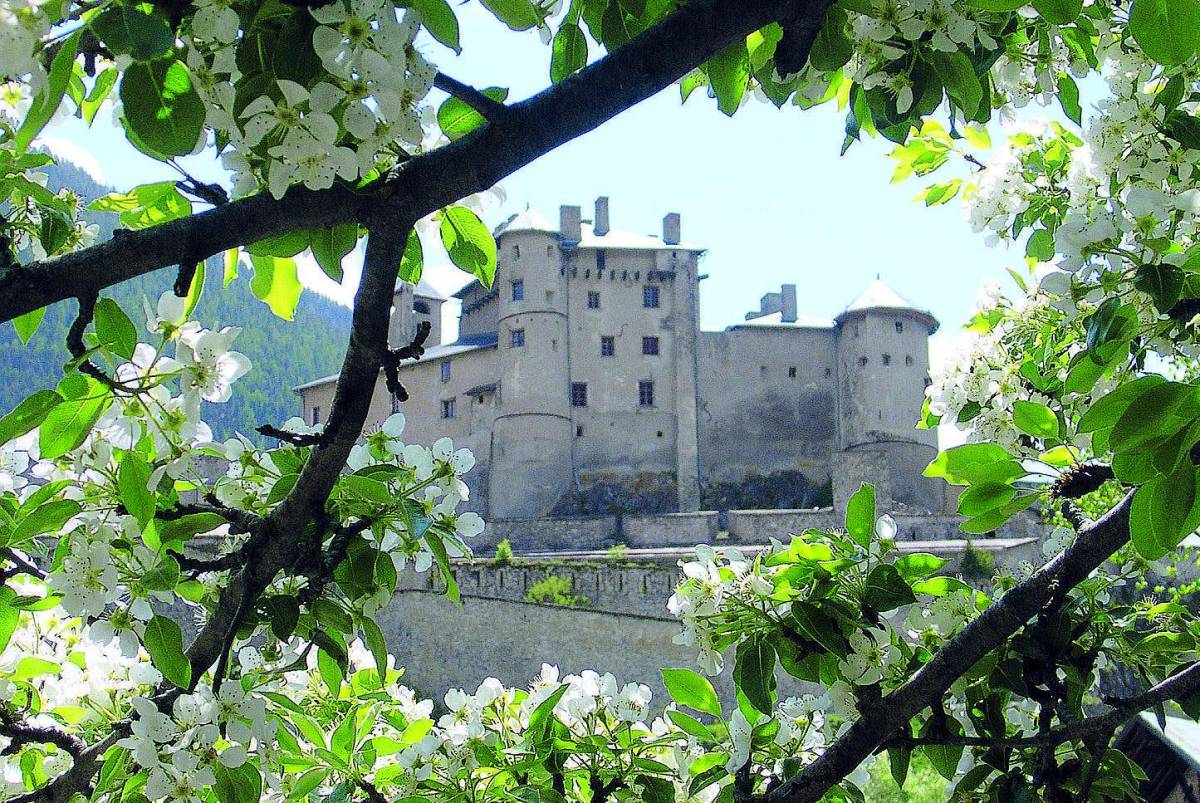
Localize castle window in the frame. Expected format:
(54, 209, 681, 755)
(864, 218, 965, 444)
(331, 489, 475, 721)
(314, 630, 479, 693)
(895, 320, 904, 333)
(882, 353, 892, 366)
(547, 245, 553, 256)
(441, 361, 451, 382)
(643, 285, 660, 308)
(858, 357, 868, 367)
(414, 300, 430, 314)
(596, 250, 606, 271)
(825, 367, 832, 377)
(511, 280, 524, 301)
(906, 355, 914, 366)
(511, 328, 525, 348)
(311, 406, 321, 425)
(642, 336, 660, 356)
(441, 398, 456, 419)
(788, 366, 797, 378)
(601, 336, 615, 357)
(571, 382, 588, 408)
(638, 380, 655, 407)
(587, 291, 600, 309)
(512, 245, 520, 259)
(576, 425, 584, 437)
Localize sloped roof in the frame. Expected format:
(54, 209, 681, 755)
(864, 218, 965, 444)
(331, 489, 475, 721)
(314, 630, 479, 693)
(835, 279, 938, 331)
(495, 210, 557, 236)
(493, 210, 704, 252)
(734, 310, 836, 329)
(394, 277, 448, 301)
(292, 332, 498, 393)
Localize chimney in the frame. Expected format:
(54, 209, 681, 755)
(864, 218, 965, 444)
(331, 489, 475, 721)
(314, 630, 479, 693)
(781, 284, 797, 323)
(560, 204, 581, 243)
(594, 196, 610, 236)
(662, 212, 681, 245)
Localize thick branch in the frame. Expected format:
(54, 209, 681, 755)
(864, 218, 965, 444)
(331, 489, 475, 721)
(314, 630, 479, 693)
(765, 492, 1136, 802)
(0, 0, 802, 325)
(433, 72, 507, 121)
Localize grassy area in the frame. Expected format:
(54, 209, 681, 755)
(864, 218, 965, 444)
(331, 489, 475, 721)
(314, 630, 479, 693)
(863, 752, 948, 801)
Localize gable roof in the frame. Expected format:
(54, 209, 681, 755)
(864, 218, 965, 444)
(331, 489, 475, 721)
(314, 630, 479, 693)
(395, 277, 448, 301)
(835, 279, 938, 331)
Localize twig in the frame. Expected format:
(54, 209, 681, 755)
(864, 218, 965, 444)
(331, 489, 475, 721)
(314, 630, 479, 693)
(383, 320, 432, 402)
(1049, 463, 1115, 500)
(0, 549, 45, 581)
(173, 261, 198, 298)
(433, 72, 507, 121)
(255, 424, 322, 447)
(0, 711, 85, 757)
(65, 293, 139, 395)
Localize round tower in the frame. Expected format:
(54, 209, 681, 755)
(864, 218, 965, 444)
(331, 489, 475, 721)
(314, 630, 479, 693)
(834, 280, 943, 512)
(488, 212, 572, 520)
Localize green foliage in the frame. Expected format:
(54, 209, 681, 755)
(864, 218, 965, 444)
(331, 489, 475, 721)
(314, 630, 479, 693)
(490, 538, 514, 567)
(523, 573, 588, 607)
(957, 541, 996, 583)
(865, 751, 948, 801)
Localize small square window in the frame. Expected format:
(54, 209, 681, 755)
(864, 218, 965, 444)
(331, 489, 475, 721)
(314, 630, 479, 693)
(601, 336, 615, 357)
(882, 353, 892, 366)
(511, 280, 524, 301)
(858, 356, 868, 367)
(905, 355, 914, 366)
(571, 382, 588, 408)
(587, 291, 601, 309)
(788, 366, 797, 378)
(311, 406, 321, 425)
(441, 398, 456, 419)
(643, 285, 660, 308)
(596, 250, 606, 271)
(642, 336, 660, 356)
(441, 361, 451, 382)
(512, 245, 520, 259)
(511, 328, 525, 348)
(638, 380, 655, 407)
(895, 321, 904, 333)
(576, 425, 584, 437)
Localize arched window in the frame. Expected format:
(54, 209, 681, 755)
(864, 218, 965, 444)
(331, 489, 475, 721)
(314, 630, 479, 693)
(414, 301, 430, 314)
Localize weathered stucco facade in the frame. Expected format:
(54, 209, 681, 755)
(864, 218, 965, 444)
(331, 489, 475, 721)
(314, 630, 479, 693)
(296, 198, 947, 520)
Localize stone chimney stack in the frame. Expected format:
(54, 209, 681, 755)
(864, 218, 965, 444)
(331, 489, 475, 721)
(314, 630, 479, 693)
(560, 204, 581, 243)
(781, 283, 798, 323)
(662, 212, 681, 245)
(594, 196, 610, 236)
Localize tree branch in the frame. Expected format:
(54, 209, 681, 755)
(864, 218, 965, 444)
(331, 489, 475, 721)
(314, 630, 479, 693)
(764, 491, 1136, 802)
(0, 0, 803, 325)
(433, 72, 507, 121)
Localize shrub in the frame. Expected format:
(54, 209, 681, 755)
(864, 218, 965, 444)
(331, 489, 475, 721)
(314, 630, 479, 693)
(492, 538, 514, 567)
(604, 543, 629, 560)
(524, 573, 589, 607)
(959, 541, 996, 583)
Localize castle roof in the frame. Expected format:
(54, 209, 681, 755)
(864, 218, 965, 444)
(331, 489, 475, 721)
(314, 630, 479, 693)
(394, 277, 448, 301)
(730, 311, 835, 329)
(292, 332, 498, 393)
(493, 211, 704, 251)
(836, 279, 939, 332)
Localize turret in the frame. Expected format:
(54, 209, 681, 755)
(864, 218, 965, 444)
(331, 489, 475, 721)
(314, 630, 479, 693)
(488, 212, 573, 519)
(389, 279, 447, 348)
(834, 280, 943, 512)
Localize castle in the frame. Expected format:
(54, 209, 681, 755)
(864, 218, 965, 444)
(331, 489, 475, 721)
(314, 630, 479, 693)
(295, 198, 951, 521)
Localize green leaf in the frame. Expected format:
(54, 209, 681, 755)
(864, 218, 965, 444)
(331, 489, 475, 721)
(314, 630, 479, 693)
(845, 483, 875, 547)
(733, 636, 776, 714)
(120, 59, 206, 158)
(924, 443, 1023, 486)
(525, 683, 568, 743)
(361, 616, 389, 679)
(12, 308, 46, 345)
(1078, 375, 1166, 433)
(157, 512, 225, 542)
(118, 453, 155, 525)
(90, 7, 174, 61)
(143, 615, 191, 689)
(479, 0, 539, 30)
(929, 51, 982, 117)
(1013, 400, 1059, 439)
(439, 206, 496, 287)
(667, 709, 717, 743)
(82, 67, 118, 126)
(957, 482, 1016, 517)
(1057, 72, 1082, 125)
(15, 31, 80, 153)
(39, 378, 111, 459)
(249, 255, 302, 320)
(888, 745, 911, 788)
(436, 87, 509, 140)
(1165, 110, 1200, 149)
(862, 563, 917, 612)
(309, 224, 357, 283)
(966, 0, 1026, 9)
(706, 40, 750, 116)
(398, 229, 424, 283)
(1135, 263, 1185, 312)
(214, 761, 261, 803)
(94, 298, 138, 360)
(89, 181, 192, 230)
(892, 553, 948, 581)
(1129, 0, 1200, 66)
(141, 557, 180, 592)
(246, 230, 309, 258)
(1025, 229, 1055, 262)
(0, 390, 62, 446)
(183, 261, 205, 319)
(551, 22, 588, 83)
(921, 717, 965, 779)
(660, 668, 722, 717)
(788, 602, 849, 656)
(411, 0, 460, 51)
(1032, 0, 1082, 23)
(224, 248, 240, 286)
(1108, 381, 1194, 454)
(5, 499, 80, 548)
(1131, 465, 1200, 559)
(808, 7, 853, 71)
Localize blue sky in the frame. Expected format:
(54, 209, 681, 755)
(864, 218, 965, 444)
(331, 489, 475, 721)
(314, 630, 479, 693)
(44, 3, 1027, 344)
